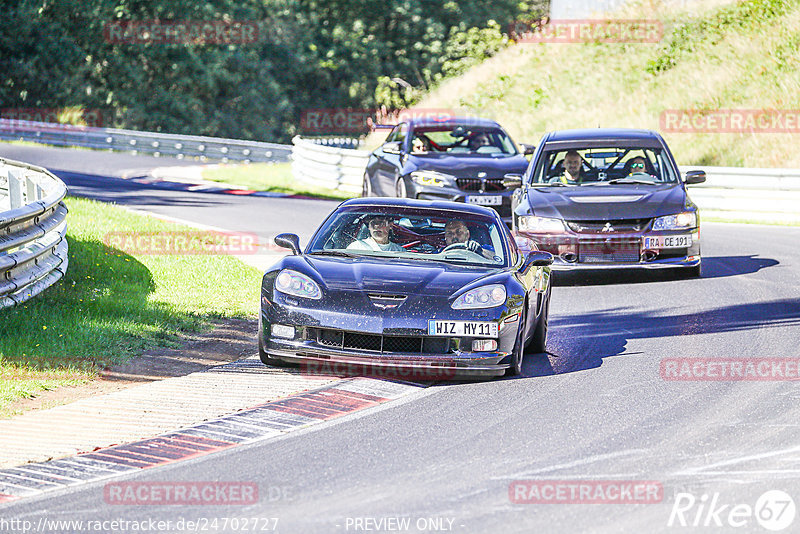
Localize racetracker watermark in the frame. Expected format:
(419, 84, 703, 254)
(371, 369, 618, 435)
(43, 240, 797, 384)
(668, 490, 796, 530)
(660, 109, 800, 133)
(301, 360, 458, 381)
(512, 19, 663, 43)
(298, 108, 480, 135)
(510, 480, 663, 504)
(103, 20, 259, 45)
(661, 358, 800, 381)
(104, 482, 259, 505)
(103, 230, 267, 255)
(1, 107, 108, 127)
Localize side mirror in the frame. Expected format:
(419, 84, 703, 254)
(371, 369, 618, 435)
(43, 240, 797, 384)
(382, 141, 402, 155)
(521, 143, 536, 155)
(274, 233, 301, 255)
(524, 250, 554, 268)
(684, 170, 706, 185)
(503, 173, 523, 190)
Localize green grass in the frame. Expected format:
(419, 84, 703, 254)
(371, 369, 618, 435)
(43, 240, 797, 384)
(0, 196, 262, 416)
(406, 0, 800, 168)
(202, 162, 352, 200)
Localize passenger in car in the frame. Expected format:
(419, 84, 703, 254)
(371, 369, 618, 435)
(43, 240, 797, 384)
(347, 216, 405, 252)
(627, 157, 648, 174)
(468, 132, 492, 151)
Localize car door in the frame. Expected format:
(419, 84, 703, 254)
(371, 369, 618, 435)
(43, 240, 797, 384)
(373, 123, 408, 196)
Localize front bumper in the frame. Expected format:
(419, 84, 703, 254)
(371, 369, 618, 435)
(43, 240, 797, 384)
(265, 341, 509, 378)
(260, 294, 523, 379)
(517, 229, 701, 270)
(407, 181, 514, 222)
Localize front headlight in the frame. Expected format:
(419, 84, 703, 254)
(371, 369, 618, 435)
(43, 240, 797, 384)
(410, 171, 453, 187)
(518, 216, 565, 233)
(452, 284, 506, 310)
(652, 212, 697, 231)
(275, 269, 321, 300)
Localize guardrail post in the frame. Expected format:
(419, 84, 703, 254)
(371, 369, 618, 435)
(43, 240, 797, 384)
(8, 168, 23, 209)
(27, 175, 38, 202)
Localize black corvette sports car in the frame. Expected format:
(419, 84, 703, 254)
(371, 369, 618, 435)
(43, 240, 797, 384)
(363, 117, 534, 223)
(510, 128, 705, 275)
(259, 198, 553, 378)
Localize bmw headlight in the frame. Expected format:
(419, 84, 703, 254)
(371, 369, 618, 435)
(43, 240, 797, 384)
(410, 171, 453, 187)
(652, 212, 697, 231)
(275, 269, 321, 300)
(452, 284, 506, 310)
(518, 216, 565, 233)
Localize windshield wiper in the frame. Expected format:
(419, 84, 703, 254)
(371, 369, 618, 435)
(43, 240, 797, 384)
(309, 250, 356, 258)
(606, 178, 656, 185)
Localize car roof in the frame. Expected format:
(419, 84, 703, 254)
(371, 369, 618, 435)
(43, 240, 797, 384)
(541, 128, 667, 149)
(406, 116, 502, 129)
(338, 197, 502, 219)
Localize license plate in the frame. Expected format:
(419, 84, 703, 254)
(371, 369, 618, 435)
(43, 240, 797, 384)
(428, 320, 498, 338)
(466, 195, 502, 206)
(643, 235, 693, 249)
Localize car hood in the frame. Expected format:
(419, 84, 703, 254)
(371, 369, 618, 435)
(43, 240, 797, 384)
(296, 256, 502, 296)
(523, 183, 691, 220)
(409, 155, 528, 178)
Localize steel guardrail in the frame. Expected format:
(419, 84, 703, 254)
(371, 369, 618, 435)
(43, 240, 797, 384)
(290, 137, 800, 223)
(0, 158, 69, 309)
(0, 118, 292, 164)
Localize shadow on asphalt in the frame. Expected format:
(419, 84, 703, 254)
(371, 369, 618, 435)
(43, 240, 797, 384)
(552, 254, 778, 287)
(699, 255, 779, 279)
(517, 297, 800, 379)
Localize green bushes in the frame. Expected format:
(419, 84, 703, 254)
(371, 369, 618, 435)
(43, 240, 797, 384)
(0, 0, 550, 143)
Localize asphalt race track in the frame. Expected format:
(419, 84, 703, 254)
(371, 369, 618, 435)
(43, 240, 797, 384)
(2, 145, 800, 532)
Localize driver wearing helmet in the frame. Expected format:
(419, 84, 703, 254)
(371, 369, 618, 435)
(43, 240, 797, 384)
(443, 220, 494, 259)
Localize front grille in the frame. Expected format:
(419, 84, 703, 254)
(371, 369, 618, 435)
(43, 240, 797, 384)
(309, 328, 451, 355)
(456, 178, 506, 192)
(318, 329, 344, 347)
(579, 241, 641, 263)
(344, 332, 382, 352)
(566, 219, 651, 234)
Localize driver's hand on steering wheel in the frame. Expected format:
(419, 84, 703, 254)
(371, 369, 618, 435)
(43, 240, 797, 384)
(465, 240, 483, 253)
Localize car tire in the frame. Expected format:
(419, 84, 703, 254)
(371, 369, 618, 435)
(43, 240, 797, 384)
(505, 299, 530, 377)
(505, 321, 525, 377)
(529, 290, 550, 354)
(258, 328, 295, 368)
(362, 173, 373, 197)
(395, 177, 408, 198)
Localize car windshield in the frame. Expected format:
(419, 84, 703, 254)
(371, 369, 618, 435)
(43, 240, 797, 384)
(307, 206, 509, 267)
(410, 125, 518, 156)
(530, 146, 679, 185)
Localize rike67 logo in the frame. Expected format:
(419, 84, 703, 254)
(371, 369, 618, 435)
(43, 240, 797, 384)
(668, 490, 796, 531)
